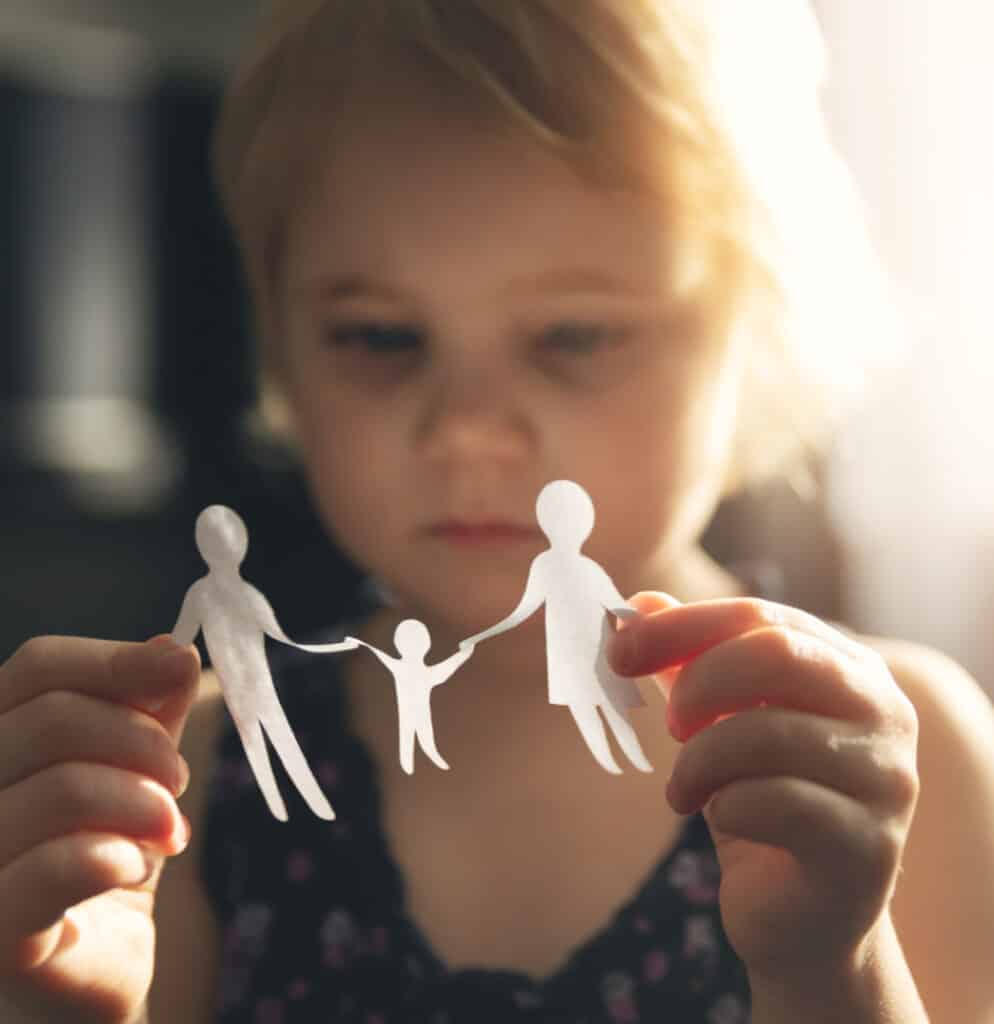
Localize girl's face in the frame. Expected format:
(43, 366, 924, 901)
(279, 70, 745, 633)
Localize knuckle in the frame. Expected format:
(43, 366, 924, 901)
(754, 624, 802, 663)
(865, 822, 905, 885)
(8, 635, 59, 675)
(43, 762, 100, 816)
(41, 763, 174, 836)
(883, 755, 920, 812)
(70, 838, 135, 894)
(131, 777, 178, 833)
(30, 689, 79, 736)
(750, 599, 789, 629)
(136, 722, 179, 778)
(891, 686, 920, 739)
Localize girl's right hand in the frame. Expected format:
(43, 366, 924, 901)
(0, 635, 200, 1023)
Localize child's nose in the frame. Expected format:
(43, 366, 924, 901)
(415, 364, 533, 463)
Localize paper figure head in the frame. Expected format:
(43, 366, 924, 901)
(536, 481, 594, 551)
(394, 619, 431, 659)
(196, 505, 249, 568)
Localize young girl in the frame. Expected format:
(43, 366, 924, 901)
(1, 2, 993, 1022)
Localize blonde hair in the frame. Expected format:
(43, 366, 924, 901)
(213, 0, 903, 491)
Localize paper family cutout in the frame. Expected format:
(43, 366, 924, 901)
(172, 482, 651, 821)
(461, 480, 651, 775)
(353, 621, 474, 775)
(172, 506, 357, 821)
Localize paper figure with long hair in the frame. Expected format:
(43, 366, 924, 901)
(351, 620, 474, 774)
(462, 480, 651, 774)
(172, 505, 358, 820)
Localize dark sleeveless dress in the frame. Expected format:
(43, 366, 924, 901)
(201, 600, 752, 1023)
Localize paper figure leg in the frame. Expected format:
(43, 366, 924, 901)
(231, 713, 288, 821)
(568, 705, 622, 774)
(600, 700, 653, 773)
(399, 719, 417, 776)
(415, 714, 450, 772)
(260, 704, 336, 820)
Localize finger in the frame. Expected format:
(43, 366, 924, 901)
(667, 707, 917, 818)
(666, 627, 892, 742)
(608, 597, 867, 678)
(0, 691, 188, 798)
(626, 591, 682, 618)
(0, 765, 188, 869)
(0, 637, 200, 729)
(703, 776, 901, 898)
(0, 832, 153, 970)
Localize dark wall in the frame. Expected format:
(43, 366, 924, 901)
(0, 67, 359, 662)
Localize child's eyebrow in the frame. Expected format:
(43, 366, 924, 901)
(289, 274, 402, 305)
(292, 268, 646, 304)
(500, 267, 644, 299)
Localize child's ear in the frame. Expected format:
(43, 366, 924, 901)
(258, 383, 298, 442)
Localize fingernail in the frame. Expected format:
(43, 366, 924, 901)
(665, 698, 685, 741)
(147, 634, 182, 655)
(140, 849, 159, 884)
(173, 754, 190, 798)
(139, 637, 196, 706)
(169, 812, 191, 853)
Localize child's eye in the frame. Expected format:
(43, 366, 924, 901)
(537, 322, 630, 356)
(325, 322, 425, 354)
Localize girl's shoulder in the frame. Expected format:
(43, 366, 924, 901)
(859, 632, 993, 744)
(858, 633, 994, 1022)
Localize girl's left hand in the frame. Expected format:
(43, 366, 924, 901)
(608, 593, 920, 982)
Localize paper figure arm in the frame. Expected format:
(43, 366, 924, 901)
(584, 558, 640, 621)
(244, 584, 358, 653)
(351, 638, 399, 671)
(429, 643, 475, 686)
(171, 581, 203, 646)
(460, 557, 546, 648)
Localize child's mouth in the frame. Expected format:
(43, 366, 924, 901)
(425, 521, 541, 545)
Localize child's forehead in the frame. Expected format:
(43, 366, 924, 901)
(283, 94, 671, 294)
(285, 175, 671, 305)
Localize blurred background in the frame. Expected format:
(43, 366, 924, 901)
(0, 1, 991, 695)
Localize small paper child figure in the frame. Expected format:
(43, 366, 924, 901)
(350, 619, 474, 774)
(172, 505, 358, 820)
(461, 480, 651, 774)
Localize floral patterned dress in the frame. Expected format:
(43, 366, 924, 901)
(202, 605, 752, 1023)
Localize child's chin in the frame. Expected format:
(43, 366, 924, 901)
(406, 585, 536, 639)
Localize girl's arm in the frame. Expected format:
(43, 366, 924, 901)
(749, 911, 928, 1023)
(147, 674, 225, 1024)
(608, 598, 994, 1024)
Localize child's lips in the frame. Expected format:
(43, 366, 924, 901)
(424, 520, 541, 545)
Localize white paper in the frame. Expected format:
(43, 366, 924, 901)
(351, 620, 474, 774)
(172, 505, 357, 821)
(462, 480, 651, 774)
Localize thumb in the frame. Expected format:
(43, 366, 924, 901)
(609, 591, 684, 694)
(132, 635, 202, 746)
(627, 590, 683, 617)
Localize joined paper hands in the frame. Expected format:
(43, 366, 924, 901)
(172, 482, 650, 820)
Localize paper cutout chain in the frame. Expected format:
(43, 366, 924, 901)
(172, 481, 653, 821)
